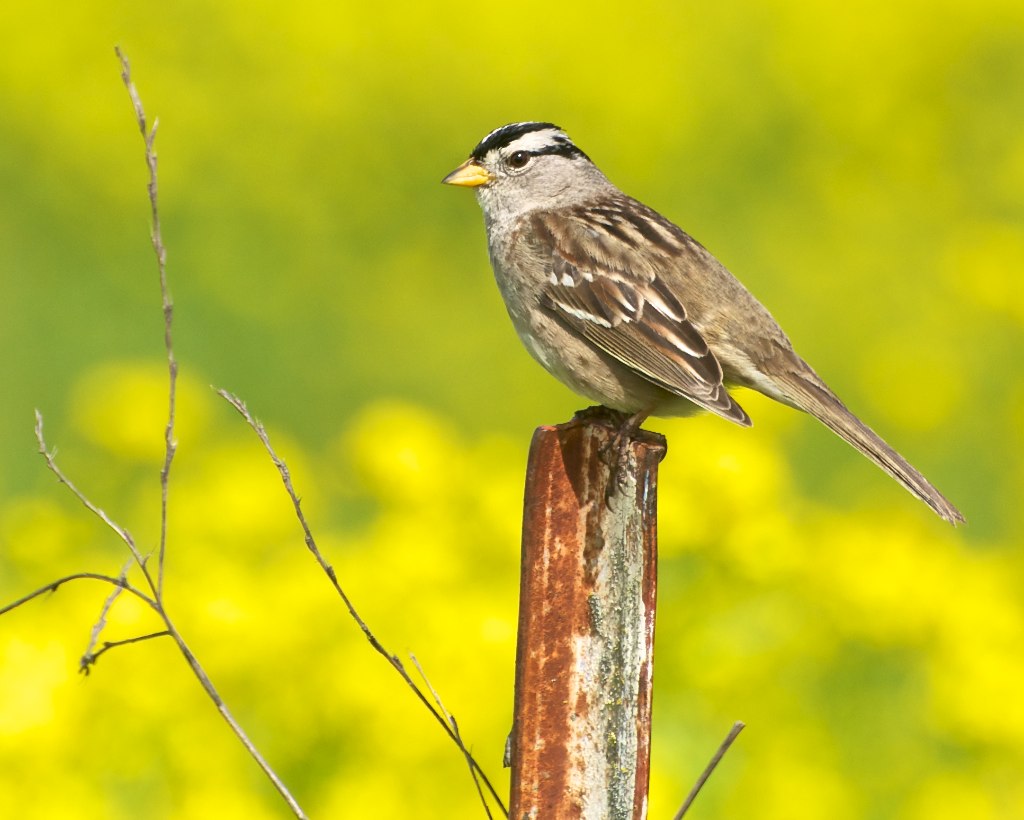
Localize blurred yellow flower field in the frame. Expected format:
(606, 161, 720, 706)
(1, 1, 1021, 817)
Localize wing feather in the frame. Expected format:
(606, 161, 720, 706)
(531, 206, 750, 426)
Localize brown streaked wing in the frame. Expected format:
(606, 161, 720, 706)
(534, 212, 750, 426)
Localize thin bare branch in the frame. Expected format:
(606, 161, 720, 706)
(111, 48, 305, 819)
(218, 388, 509, 818)
(0, 572, 158, 618)
(115, 46, 177, 600)
(674, 721, 746, 819)
(34, 409, 154, 586)
(411, 654, 495, 819)
(1, 48, 314, 820)
(30, 401, 307, 817)
(81, 630, 172, 675)
(81, 558, 134, 666)
(154, 625, 308, 819)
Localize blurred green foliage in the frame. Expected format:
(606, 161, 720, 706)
(1, 0, 1022, 817)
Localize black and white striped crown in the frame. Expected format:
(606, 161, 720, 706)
(470, 122, 589, 162)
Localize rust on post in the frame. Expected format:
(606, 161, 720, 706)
(509, 410, 666, 820)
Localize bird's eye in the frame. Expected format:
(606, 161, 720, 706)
(507, 150, 531, 169)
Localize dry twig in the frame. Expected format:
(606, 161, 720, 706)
(218, 389, 509, 818)
(81, 631, 173, 675)
(34, 410, 150, 574)
(673, 721, 746, 819)
(80, 558, 135, 669)
(411, 653, 495, 820)
(0, 50, 310, 820)
(3, 46, 502, 820)
(0, 572, 156, 619)
(116, 45, 177, 600)
(33, 408, 307, 815)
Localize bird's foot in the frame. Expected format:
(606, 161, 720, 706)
(600, 410, 650, 501)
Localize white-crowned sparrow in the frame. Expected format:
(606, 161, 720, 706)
(443, 122, 963, 525)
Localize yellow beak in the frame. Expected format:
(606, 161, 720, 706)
(442, 159, 493, 188)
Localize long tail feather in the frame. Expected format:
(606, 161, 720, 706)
(773, 371, 965, 525)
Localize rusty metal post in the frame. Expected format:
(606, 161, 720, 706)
(509, 411, 666, 820)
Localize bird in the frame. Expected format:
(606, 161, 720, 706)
(442, 121, 964, 525)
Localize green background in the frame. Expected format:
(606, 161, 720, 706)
(1, 1, 1022, 817)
